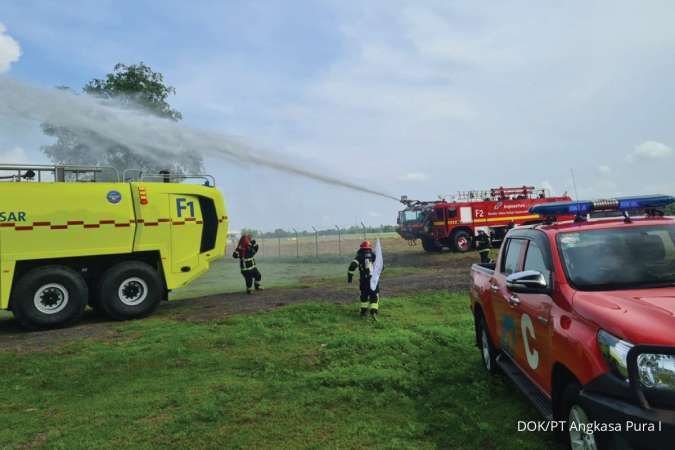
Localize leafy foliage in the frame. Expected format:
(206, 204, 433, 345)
(41, 63, 202, 175)
(83, 63, 182, 121)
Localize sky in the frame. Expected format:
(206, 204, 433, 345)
(1, 0, 675, 231)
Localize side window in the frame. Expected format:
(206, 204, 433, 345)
(501, 238, 526, 275)
(435, 209, 445, 220)
(524, 241, 551, 282)
(447, 208, 457, 218)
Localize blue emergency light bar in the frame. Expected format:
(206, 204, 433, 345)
(530, 194, 675, 216)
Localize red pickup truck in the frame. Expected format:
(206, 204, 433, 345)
(470, 195, 675, 450)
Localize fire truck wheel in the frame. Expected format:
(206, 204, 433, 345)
(452, 230, 472, 253)
(11, 266, 88, 329)
(477, 315, 498, 374)
(561, 382, 606, 450)
(98, 261, 162, 320)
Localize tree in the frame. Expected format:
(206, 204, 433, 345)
(41, 62, 202, 176)
(666, 203, 675, 215)
(83, 63, 182, 121)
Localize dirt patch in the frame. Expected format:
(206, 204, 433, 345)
(0, 250, 476, 353)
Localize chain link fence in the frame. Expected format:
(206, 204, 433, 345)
(229, 230, 400, 259)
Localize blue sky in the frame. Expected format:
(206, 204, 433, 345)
(2, 1, 675, 231)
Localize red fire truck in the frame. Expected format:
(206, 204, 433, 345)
(397, 186, 572, 252)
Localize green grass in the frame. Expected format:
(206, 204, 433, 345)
(0, 292, 557, 449)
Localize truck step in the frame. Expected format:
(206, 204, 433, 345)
(496, 354, 553, 420)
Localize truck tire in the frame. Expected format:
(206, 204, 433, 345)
(98, 261, 163, 320)
(477, 315, 498, 374)
(561, 382, 605, 450)
(452, 230, 472, 253)
(421, 237, 442, 252)
(11, 266, 88, 329)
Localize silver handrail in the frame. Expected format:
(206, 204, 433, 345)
(0, 164, 119, 182)
(139, 172, 216, 187)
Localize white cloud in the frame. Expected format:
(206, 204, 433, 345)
(0, 146, 28, 163)
(398, 172, 429, 182)
(0, 23, 21, 73)
(597, 165, 611, 175)
(629, 141, 673, 161)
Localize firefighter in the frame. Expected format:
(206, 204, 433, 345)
(475, 230, 491, 263)
(232, 234, 263, 294)
(347, 241, 379, 320)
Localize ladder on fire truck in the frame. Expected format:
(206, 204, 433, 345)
(455, 186, 548, 202)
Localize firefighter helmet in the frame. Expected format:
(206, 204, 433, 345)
(360, 240, 372, 249)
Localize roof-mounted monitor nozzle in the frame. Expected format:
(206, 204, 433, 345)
(159, 169, 171, 183)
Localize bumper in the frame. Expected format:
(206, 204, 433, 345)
(580, 390, 675, 450)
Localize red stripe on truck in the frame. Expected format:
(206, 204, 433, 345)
(0, 218, 203, 231)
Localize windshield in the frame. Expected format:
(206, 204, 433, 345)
(557, 224, 675, 290)
(399, 210, 423, 223)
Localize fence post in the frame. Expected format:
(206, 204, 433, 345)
(311, 226, 318, 257)
(293, 228, 299, 258)
(335, 225, 341, 256)
(360, 221, 367, 241)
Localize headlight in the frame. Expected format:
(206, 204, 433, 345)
(637, 353, 675, 390)
(598, 330, 633, 381)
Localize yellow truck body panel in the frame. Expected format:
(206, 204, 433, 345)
(0, 181, 227, 311)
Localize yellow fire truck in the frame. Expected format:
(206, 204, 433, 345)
(0, 164, 228, 329)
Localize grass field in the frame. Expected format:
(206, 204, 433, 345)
(0, 292, 557, 450)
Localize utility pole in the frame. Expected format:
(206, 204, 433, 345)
(360, 221, 367, 241)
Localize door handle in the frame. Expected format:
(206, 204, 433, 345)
(537, 316, 549, 325)
(490, 283, 499, 293)
(508, 295, 521, 306)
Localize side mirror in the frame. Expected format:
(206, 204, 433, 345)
(506, 270, 548, 293)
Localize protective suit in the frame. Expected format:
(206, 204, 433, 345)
(233, 234, 263, 294)
(348, 241, 380, 319)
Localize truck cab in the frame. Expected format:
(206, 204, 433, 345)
(470, 195, 675, 449)
(396, 197, 439, 250)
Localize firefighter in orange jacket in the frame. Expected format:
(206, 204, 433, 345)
(232, 234, 263, 294)
(348, 241, 379, 319)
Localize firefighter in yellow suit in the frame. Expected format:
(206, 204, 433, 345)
(347, 241, 379, 320)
